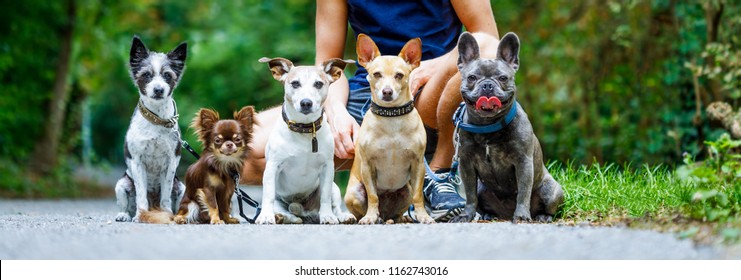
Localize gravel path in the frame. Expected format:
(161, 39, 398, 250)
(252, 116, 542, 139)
(0, 187, 732, 260)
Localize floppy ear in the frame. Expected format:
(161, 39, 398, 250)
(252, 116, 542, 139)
(497, 32, 520, 71)
(399, 38, 422, 69)
(234, 106, 256, 142)
(129, 35, 149, 75)
(258, 57, 294, 82)
(321, 58, 355, 83)
(356, 34, 380, 68)
(191, 108, 220, 144)
(457, 32, 479, 71)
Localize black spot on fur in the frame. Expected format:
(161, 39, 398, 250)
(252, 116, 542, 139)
(175, 142, 181, 156)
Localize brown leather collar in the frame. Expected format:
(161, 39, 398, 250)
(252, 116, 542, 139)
(370, 100, 415, 117)
(282, 107, 323, 153)
(138, 99, 179, 128)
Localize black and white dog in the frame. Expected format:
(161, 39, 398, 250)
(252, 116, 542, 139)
(114, 36, 187, 223)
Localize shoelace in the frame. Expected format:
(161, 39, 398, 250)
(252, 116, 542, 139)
(435, 182, 458, 193)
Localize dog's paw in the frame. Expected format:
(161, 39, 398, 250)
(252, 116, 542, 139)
(512, 207, 533, 223)
(224, 216, 240, 224)
(337, 212, 357, 224)
(132, 213, 142, 223)
(320, 214, 340, 225)
(173, 215, 187, 224)
(255, 213, 276, 225)
(210, 219, 225, 225)
(415, 214, 436, 224)
(535, 214, 553, 223)
(358, 215, 382, 225)
(115, 212, 131, 222)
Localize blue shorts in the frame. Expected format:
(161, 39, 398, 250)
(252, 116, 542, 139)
(346, 87, 437, 155)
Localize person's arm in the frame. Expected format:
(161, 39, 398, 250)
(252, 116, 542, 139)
(409, 0, 499, 95)
(316, 0, 357, 159)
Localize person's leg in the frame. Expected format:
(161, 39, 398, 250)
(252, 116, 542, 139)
(240, 106, 281, 186)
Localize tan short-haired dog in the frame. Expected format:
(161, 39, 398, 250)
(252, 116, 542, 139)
(344, 34, 435, 224)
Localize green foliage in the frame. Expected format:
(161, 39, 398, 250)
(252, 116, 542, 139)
(676, 133, 740, 227)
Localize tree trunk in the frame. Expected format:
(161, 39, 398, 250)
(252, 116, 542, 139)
(29, 0, 76, 174)
(703, 2, 724, 102)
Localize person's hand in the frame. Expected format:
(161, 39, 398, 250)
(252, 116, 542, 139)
(328, 107, 359, 159)
(409, 60, 435, 96)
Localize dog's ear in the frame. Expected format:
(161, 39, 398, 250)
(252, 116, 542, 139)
(457, 32, 479, 71)
(356, 34, 380, 68)
(129, 35, 149, 74)
(399, 38, 422, 69)
(167, 41, 187, 77)
(497, 32, 520, 71)
(258, 57, 293, 82)
(234, 106, 256, 142)
(321, 58, 355, 83)
(191, 108, 220, 144)
(167, 41, 187, 62)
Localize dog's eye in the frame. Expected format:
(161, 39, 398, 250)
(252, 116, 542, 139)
(498, 76, 509, 83)
(142, 72, 152, 79)
(394, 73, 404, 80)
(163, 72, 173, 82)
(314, 81, 324, 89)
(291, 81, 301, 89)
(214, 137, 223, 145)
(373, 72, 382, 79)
(467, 75, 477, 83)
(234, 136, 242, 143)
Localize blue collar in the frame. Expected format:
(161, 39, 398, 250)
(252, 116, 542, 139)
(452, 101, 519, 134)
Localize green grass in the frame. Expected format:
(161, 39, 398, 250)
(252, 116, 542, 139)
(552, 161, 740, 244)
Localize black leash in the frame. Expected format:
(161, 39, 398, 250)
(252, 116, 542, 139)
(181, 140, 261, 224)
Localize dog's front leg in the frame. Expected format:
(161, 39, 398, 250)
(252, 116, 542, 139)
(450, 158, 478, 223)
(411, 157, 435, 224)
(255, 160, 279, 224)
(159, 156, 178, 213)
(513, 156, 534, 223)
(358, 162, 382, 225)
(318, 162, 339, 224)
(129, 160, 148, 222)
(114, 176, 134, 222)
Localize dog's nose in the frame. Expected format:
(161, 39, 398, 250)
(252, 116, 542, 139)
(153, 87, 164, 96)
(300, 99, 313, 110)
(225, 142, 234, 149)
(481, 82, 495, 94)
(382, 88, 393, 97)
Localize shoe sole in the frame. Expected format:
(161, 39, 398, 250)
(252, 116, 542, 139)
(429, 208, 463, 222)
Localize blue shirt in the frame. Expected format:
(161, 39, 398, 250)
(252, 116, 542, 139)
(347, 0, 463, 91)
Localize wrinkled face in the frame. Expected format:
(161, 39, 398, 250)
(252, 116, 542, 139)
(210, 120, 247, 158)
(459, 59, 516, 116)
(457, 32, 520, 117)
(365, 56, 413, 103)
(129, 37, 186, 102)
(283, 66, 330, 115)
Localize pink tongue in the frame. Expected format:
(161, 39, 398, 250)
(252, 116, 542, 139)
(475, 96, 502, 110)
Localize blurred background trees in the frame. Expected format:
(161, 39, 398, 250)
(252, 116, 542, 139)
(0, 0, 738, 197)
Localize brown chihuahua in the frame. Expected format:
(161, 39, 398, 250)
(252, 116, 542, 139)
(174, 106, 256, 224)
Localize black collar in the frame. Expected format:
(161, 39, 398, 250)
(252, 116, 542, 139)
(282, 107, 323, 153)
(370, 100, 415, 117)
(138, 99, 179, 128)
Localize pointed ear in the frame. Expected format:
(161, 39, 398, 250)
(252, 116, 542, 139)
(258, 57, 294, 81)
(129, 35, 149, 71)
(457, 32, 479, 71)
(321, 58, 355, 83)
(234, 106, 256, 138)
(167, 41, 188, 63)
(399, 38, 421, 69)
(191, 108, 219, 144)
(356, 34, 380, 68)
(497, 32, 520, 71)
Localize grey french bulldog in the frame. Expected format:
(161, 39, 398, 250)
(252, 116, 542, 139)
(450, 32, 563, 223)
